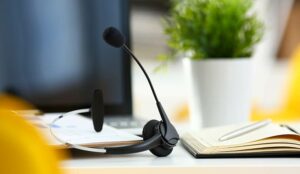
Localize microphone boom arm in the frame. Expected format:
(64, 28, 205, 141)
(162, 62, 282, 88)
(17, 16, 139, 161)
(122, 45, 159, 103)
(122, 45, 171, 127)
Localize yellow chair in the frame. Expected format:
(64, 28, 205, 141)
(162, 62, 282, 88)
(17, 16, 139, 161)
(0, 93, 34, 110)
(0, 110, 63, 174)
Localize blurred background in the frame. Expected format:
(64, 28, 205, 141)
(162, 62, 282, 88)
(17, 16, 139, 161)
(2, 1, 300, 173)
(0, 0, 300, 122)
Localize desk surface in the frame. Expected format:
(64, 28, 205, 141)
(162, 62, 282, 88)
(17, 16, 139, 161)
(63, 144, 300, 174)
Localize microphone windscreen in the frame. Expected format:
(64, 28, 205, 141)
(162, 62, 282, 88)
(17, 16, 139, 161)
(103, 27, 125, 48)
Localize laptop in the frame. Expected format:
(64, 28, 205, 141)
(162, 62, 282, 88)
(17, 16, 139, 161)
(0, 0, 144, 132)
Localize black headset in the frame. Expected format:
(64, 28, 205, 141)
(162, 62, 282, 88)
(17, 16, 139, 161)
(50, 27, 179, 157)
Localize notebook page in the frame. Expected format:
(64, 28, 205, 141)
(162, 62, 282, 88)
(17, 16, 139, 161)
(185, 123, 296, 149)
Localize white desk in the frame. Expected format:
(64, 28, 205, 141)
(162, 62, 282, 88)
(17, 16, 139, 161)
(63, 144, 300, 174)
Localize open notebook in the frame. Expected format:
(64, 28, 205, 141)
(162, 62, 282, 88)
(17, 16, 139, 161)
(25, 114, 142, 148)
(182, 122, 300, 158)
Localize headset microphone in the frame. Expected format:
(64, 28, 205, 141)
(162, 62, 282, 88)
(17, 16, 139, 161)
(103, 26, 179, 155)
(102, 27, 125, 48)
(50, 26, 179, 157)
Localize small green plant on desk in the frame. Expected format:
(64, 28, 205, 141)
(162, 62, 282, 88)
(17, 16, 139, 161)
(160, 0, 264, 61)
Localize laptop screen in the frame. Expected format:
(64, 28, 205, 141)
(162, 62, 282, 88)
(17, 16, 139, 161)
(0, 0, 132, 114)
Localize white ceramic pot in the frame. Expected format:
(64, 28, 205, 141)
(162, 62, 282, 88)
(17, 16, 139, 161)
(183, 58, 252, 129)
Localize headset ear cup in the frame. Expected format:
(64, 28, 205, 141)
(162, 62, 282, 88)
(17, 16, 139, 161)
(142, 120, 159, 140)
(142, 120, 173, 157)
(91, 89, 104, 132)
(149, 145, 173, 157)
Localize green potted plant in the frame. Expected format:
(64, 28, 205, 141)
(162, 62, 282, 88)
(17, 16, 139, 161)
(163, 0, 264, 128)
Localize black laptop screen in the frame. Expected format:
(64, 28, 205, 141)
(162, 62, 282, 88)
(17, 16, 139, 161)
(0, 0, 131, 114)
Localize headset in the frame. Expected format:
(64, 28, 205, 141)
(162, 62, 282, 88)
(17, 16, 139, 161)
(50, 27, 179, 157)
